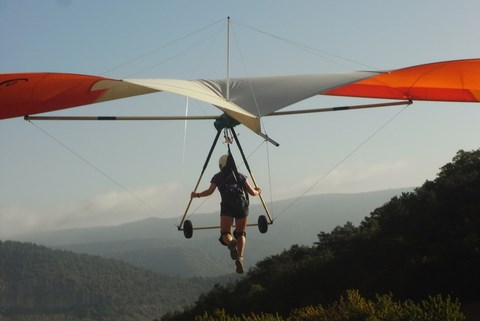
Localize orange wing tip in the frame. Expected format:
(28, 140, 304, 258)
(0, 72, 116, 119)
(325, 59, 480, 102)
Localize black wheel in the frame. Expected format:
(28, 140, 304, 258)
(183, 220, 193, 239)
(258, 215, 268, 234)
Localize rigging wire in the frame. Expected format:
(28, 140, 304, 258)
(232, 18, 380, 71)
(264, 136, 274, 214)
(123, 39, 212, 78)
(230, 24, 263, 119)
(27, 120, 163, 217)
(187, 22, 226, 79)
(100, 18, 225, 77)
(177, 97, 190, 217)
(273, 104, 410, 221)
(182, 97, 189, 164)
(226, 21, 277, 217)
(229, 22, 276, 215)
(177, 20, 230, 220)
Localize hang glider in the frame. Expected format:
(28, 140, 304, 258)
(3, 58, 480, 238)
(2, 58, 480, 144)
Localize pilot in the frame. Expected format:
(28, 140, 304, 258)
(192, 154, 261, 273)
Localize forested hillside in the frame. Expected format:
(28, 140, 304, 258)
(0, 241, 214, 321)
(162, 149, 480, 321)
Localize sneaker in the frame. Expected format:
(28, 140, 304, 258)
(235, 257, 244, 274)
(227, 239, 238, 260)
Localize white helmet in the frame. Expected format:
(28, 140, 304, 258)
(219, 154, 228, 170)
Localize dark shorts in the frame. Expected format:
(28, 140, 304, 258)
(220, 197, 249, 219)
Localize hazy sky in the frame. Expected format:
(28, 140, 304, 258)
(1, 0, 480, 237)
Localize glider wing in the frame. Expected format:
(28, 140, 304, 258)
(323, 59, 480, 102)
(3, 59, 479, 137)
(0, 73, 158, 120)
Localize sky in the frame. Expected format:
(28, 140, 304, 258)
(1, 0, 480, 238)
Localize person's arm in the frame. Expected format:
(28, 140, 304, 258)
(244, 179, 261, 196)
(191, 183, 217, 199)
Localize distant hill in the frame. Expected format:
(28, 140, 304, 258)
(11, 188, 411, 277)
(0, 241, 215, 321)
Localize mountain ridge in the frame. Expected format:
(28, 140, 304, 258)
(10, 188, 412, 277)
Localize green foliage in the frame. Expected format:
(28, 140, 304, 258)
(190, 290, 464, 321)
(195, 309, 283, 321)
(164, 149, 480, 320)
(287, 290, 464, 321)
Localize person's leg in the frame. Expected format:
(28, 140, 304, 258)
(220, 215, 238, 259)
(233, 216, 247, 257)
(233, 216, 247, 273)
(220, 215, 234, 244)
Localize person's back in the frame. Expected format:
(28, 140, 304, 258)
(215, 170, 246, 198)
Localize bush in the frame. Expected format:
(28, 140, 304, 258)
(194, 308, 282, 321)
(189, 290, 464, 321)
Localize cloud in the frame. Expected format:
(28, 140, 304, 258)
(0, 181, 219, 238)
(273, 159, 413, 199)
(0, 205, 42, 237)
(0, 159, 423, 239)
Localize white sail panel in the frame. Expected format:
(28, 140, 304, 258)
(200, 71, 381, 116)
(124, 79, 261, 133)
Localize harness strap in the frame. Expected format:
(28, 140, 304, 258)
(225, 133, 249, 203)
